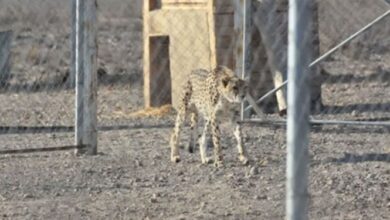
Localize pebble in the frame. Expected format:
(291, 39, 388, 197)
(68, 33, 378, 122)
(150, 193, 158, 203)
(249, 166, 259, 176)
(23, 193, 34, 199)
(254, 195, 268, 200)
(135, 159, 143, 167)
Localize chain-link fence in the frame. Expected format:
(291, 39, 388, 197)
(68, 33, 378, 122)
(0, 0, 389, 219)
(0, 0, 74, 152)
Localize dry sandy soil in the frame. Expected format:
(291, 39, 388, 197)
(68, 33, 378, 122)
(0, 0, 389, 219)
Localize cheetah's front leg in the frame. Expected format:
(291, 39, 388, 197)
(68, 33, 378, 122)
(170, 112, 185, 163)
(234, 123, 249, 165)
(211, 117, 223, 167)
(199, 120, 212, 164)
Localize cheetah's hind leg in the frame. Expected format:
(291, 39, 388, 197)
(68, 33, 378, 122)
(170, 111, 186, 163)
(187, 110, 198, 153)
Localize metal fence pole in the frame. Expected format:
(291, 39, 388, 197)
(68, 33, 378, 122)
(286, 0, 311, 219)
(74, 0, 98, 155)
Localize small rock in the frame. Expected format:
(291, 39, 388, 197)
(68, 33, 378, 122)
(224, 211, 232, 216)
(226, 173, 234, 179)
(249, 166, 259, 176)
(150, 194, 158, 203)
(153, 155, 162, 160)
(254, 195, 268, 200)
(199, 202, 207, 210)
(135, 160, 143, 167)
(259, 159, 269, 167)
(23, 193, 34, 199)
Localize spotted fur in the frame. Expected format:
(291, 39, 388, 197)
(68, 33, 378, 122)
(170, 66, 249, 167)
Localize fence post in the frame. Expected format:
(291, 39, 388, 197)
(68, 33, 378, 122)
(0, 30, 12, 86)
(69, 0, 76, 88)
(74, 0, 98, 155)
(286, 0, 311, 219)
(234, 0, 252, 119)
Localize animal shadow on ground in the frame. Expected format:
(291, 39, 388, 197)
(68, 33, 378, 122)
(327, 153, 390, 163)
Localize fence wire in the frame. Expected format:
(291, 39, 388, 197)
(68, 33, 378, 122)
(0, 0, 389, 219)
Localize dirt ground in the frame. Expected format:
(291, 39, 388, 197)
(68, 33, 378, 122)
(1, 0, 390, 219)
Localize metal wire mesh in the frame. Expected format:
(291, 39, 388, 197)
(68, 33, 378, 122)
(0, 0, 389, 219)
(0, 0, 74, 151)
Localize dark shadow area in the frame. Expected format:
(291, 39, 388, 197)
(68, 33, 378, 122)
(0, 73, 71, 93)
(327, 153, 390, 163)
(319, 103, 390, 114)
(311, 125, 390, 135)
(243, 119, 390, 134)
(0, 69, 141, 94)
(0, 123, 174, 135)
(98, 72, 141, 87)
(323, 70, 390, 84)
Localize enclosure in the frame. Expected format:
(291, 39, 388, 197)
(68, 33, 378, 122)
(0, 0, 389, 219)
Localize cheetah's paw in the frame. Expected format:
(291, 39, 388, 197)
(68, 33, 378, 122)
(171, 156, 181, 163)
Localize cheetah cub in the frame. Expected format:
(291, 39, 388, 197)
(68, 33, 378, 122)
(170, 66, 249, 167)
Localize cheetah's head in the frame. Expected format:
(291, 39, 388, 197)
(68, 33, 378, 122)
(215, 66, 248, 103)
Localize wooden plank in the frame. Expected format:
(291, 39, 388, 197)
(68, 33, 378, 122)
(143, 0, 152, 107)
(214, 0, 235, 13)
(215, 26, 235, 36)
(161, 0, 208, 9)
(162, 0, 208, 4)
(216, 35, 234, 47)
(74, 0, 98, 155)
(208, 0, 217, 68)
(0, 30, 12, 86)
(149, 36, 172, 106)
(215, 13, 234, 27)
